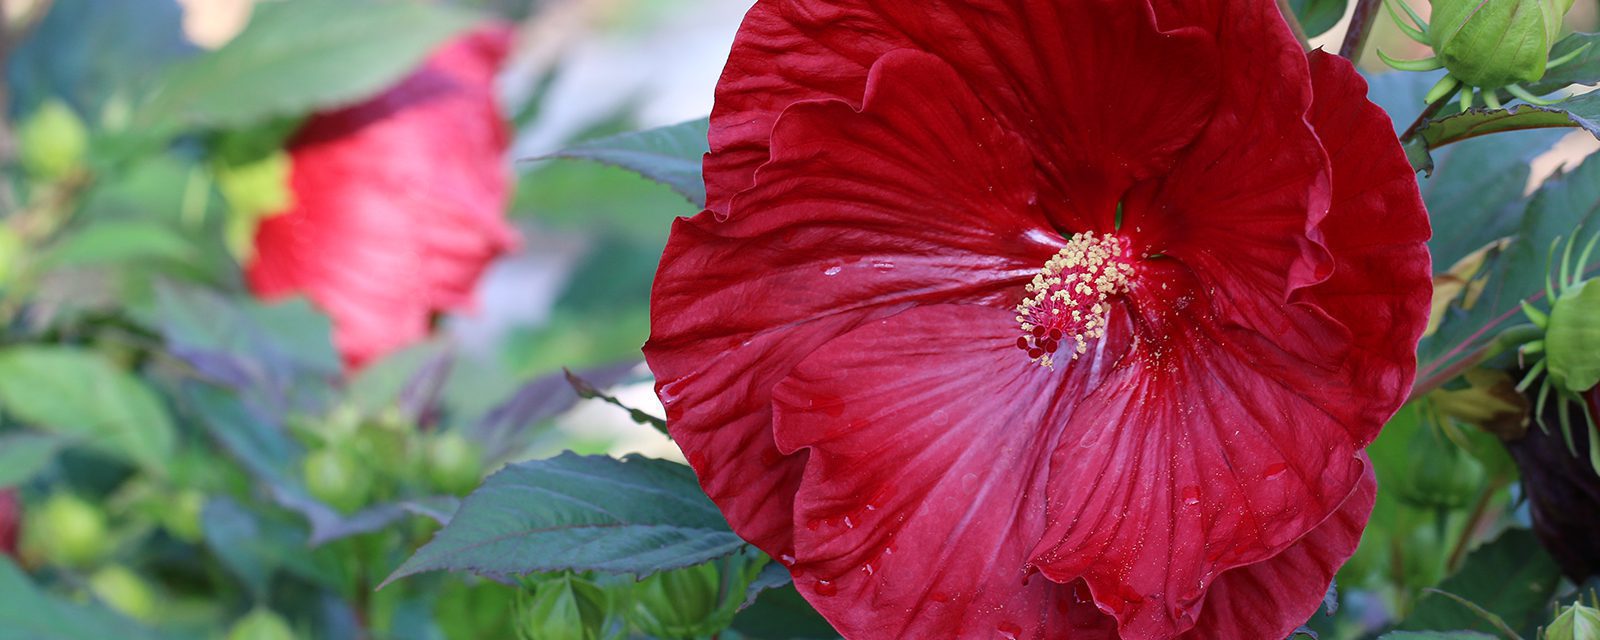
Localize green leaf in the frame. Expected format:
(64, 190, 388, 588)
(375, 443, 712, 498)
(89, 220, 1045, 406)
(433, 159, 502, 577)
(730, 583, 840, 640)
(546, 118, 710, 207)
(0, 432, 67, 488)
(1396, 528, 1562, 637)
(1528, 32, 1600, 95)
(1420, 130, 1564, 271)
(1288, 0, 1351, 37)
(0, 557, 168, 640)
(0, 347, 176, 473)
(1422, 150, 1600, 378)
(140, 0, 480, 129)
(40, 221, 196, 269)
(1419, 91, 1600, 150)
(152, 283, 340, 396)
(1378, 632, 1498, 639)
(383, 453, 743, 586)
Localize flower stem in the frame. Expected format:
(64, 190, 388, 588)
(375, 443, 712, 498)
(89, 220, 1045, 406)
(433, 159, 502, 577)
(1339, 0, 1383, 62)
(1276, 0, 1313, 51)
(1445, 474, 1509, 573)
(1399, 89, 1458, 145)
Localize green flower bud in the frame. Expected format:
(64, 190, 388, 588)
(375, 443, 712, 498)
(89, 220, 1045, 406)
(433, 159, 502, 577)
(302, 448, 373, 514)
(1396, 428, 1485, 510)
(627, 561, 754, 640)
(1431, 0, 1576, 88)
(1546, 277, 1600, 394)
(517, 574, 624, 640)
(22, 493, 110, 569)
(426, 432, 484, 496)
(226, 608, 299, 640)
(1547, 600, 1600, 640)
(16, 100, 89, 181)
(87, 565, 159, 623)
(161, 491, 207, 543)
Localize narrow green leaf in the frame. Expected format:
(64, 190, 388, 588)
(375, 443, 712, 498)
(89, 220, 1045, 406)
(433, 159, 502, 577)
(546, 119, 710, 207)
(1396, 529, 1562, 637)
(0, 432, 67, 488)
(141, 0, 480, 129)
(0, 347, 176, 473)
(1419, 91, 1600, 149)
(383, 453, 743, 586)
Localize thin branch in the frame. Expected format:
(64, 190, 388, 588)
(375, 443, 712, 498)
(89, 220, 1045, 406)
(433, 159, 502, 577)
(1276, 0, 1313, 51)
(1339, 0, 1382, 62)
(1399, 88, 1458, 145)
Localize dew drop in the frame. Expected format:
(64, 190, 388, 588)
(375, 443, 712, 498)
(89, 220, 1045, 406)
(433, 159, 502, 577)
(1263, 463, 1289, 479)
(824, 266, 843, 276)
(998, 622, 1023, 639)
(1181, 485, 1201, 506)
(815, 580, 838, 596)
(780, 554, 797, 567)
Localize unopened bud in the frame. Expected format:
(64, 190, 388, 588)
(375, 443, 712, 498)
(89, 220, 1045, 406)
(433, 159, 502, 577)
(16, 100, 89, 181)
(517, 574, 624, 640)
(1547, 599, 1600, 640)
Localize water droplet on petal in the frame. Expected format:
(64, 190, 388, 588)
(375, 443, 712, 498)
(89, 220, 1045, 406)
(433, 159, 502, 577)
(1181, 485, 1201, 506)
(1263, 463, 1289, 479)
(824, 266, 842, 276)
(997, 622, 1022, 639)
(815, 580, 838, 596)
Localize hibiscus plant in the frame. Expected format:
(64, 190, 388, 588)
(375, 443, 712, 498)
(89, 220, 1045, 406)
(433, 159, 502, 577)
(3, 0, 1600, 639)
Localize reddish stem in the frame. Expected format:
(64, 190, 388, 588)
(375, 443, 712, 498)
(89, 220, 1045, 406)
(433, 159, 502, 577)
(1339, 0, 1382, 61)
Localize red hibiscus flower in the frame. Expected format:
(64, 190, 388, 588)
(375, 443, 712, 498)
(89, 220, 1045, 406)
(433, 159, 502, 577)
(645, 1, 1431, 638)
(246, 27, 518, 369)
(0, 489, 18, 557)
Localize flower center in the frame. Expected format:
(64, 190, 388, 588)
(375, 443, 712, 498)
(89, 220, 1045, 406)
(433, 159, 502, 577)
(1014, 231, 1135, 367)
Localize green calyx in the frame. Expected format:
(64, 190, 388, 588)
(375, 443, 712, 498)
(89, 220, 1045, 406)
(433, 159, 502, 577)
(1513, 231, 1600, 476)
(517, 574, 625, 640)
(1545, 597, 1600, 640)
(1546, 277, 1600, 394)
(1379, 0, 1587, 110)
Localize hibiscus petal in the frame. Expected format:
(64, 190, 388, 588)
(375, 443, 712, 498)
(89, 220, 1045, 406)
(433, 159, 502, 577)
(1300, 50, 1433, 424)
(771, 304, 1117, 640)
(247, 27, 516, 369)
(647, 49, 1058, 557)
(706, 0, 1220, 230)
(1181, 462, 1376, 640)
(1024, 47, 1426, 640)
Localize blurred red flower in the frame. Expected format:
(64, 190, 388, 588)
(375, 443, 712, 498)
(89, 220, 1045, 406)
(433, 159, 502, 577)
(645, 1, 1431, 638)
(0, 489, 18, 557)
(246, 27, 518, 369)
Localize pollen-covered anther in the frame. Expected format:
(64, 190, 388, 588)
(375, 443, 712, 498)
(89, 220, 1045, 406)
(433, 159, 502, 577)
(1014, 231, 1134, 367)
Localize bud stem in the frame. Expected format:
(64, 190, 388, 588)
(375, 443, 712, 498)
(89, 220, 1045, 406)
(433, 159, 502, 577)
(1340, 0, 1383, 62)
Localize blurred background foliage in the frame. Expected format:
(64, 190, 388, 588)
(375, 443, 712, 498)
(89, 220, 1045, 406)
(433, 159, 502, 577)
(1, 0, 1600, 639)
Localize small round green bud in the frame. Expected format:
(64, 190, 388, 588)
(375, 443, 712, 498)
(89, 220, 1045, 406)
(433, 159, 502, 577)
(22, 493, 110, 569)
(1396, 428, 1485, 510)
(302, 448, 373, 514)
(16, 100, 89, 181)
(426, 432, 484, 496)
(161, 491, 207, 543)
(1431, 0, 1576, 88)
(627, 562, 752, 640)
(226, 608, 299, 640)
(1546, 278, 1600, 394)
(1547, 600, 1600, 640)
(87, 565, 159, 623)
(517, 575, 624, 640)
